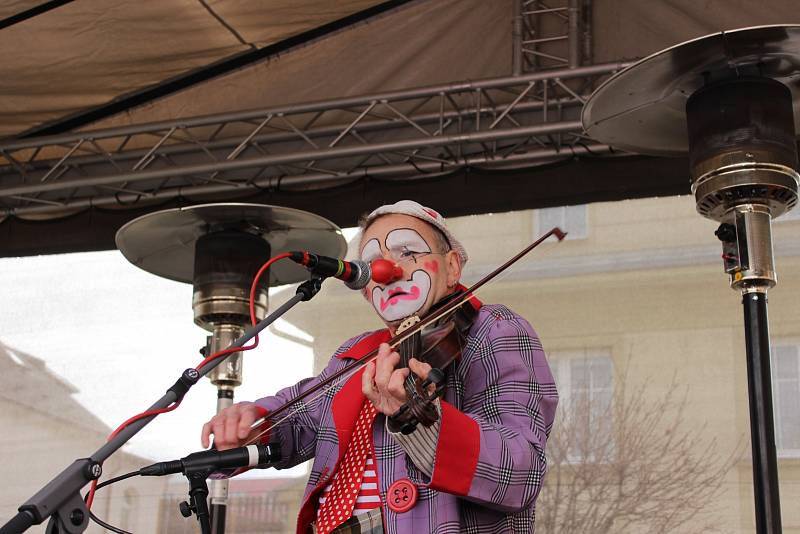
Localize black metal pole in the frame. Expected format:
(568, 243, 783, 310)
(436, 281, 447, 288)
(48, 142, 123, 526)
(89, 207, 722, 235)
(209, 387, 233, 534)
(187, 471, 213, 534)
(742, 291, 782, 533)
(210, 502, 226, 534)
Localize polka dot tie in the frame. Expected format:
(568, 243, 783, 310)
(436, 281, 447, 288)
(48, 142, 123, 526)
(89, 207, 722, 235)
(316, 400, 378, 534)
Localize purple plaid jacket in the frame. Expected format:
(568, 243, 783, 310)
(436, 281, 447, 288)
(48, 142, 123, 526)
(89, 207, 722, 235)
(254, 303, 557, 534)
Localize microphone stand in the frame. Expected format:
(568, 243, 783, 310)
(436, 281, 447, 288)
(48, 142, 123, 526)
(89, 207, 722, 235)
(0, 277, 325, 534)
(180, 468, 215, 534)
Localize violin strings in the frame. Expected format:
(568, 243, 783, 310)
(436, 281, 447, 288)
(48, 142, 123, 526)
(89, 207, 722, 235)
(401, 334, 420, 399)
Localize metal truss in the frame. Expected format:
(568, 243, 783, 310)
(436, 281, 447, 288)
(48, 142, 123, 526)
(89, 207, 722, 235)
(512, 0, 591, 74)
(0, 62, 628, 218)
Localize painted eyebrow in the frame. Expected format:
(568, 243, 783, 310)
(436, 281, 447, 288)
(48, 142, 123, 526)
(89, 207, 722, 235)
(360, 238, 382, 260)
(385, 228, 431, 252)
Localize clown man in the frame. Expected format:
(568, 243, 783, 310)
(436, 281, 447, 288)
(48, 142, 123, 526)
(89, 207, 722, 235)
(202, 200, 558, 534)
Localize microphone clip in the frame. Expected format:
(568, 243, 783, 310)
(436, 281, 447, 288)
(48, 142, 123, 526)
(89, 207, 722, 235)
(296, 276, 325, 302)
(166, 368, 201, 403)
(178, 465, 215, 530)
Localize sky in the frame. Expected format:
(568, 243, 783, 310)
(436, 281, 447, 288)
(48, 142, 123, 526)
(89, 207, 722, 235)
(0, 227, 360, 479)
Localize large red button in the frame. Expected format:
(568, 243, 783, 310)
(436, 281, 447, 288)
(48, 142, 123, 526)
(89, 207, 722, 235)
(387, 478, 417, 513)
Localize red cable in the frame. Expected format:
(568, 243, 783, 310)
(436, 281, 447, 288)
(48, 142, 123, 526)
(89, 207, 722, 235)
(86, 252, 292, 509)
(193, 252, 291, 372)
(250, 252, 291, 327)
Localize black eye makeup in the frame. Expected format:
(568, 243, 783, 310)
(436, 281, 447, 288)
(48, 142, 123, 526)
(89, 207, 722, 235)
(385, 228, 431, 263)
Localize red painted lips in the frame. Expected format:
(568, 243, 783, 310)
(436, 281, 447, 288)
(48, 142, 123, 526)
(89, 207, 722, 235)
(379, 285, 421, 311)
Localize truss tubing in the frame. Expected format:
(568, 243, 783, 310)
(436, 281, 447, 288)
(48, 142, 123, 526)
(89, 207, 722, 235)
(0, 62, 629, 217)
(514, 0, 587, 73)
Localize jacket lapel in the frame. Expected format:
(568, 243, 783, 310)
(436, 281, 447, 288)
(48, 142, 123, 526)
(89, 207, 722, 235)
(331, 329, 390, 461)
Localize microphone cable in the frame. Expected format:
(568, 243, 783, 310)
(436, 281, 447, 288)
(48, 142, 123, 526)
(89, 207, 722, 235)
(83, 470, 140, 534)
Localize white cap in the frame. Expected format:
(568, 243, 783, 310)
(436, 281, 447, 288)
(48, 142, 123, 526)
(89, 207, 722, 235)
(362, 200, 468, 265)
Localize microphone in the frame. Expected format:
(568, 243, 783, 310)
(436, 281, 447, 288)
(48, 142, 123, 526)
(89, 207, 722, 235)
(139, 443, 281, 476)
(289, 251, 371, 289)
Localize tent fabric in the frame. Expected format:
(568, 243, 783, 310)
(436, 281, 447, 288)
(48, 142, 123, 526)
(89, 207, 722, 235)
(0, 0, 385, 137)
(3, 0, 799, 138)
(50, 0, 800, 136)
(84, 0, 512, 131)
(0, 1, 48, 21)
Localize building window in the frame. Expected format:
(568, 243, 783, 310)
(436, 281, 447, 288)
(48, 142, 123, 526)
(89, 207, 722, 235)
(771, 341, 800, 456)
(549, 349, 613, 462)
(536, 204, 588, 240)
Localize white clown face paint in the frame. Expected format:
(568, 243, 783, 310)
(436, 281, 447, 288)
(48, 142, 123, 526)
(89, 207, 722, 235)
(360, 228, 432, 264)
(384, 228, 431, 262)
(370, 269, 432, 322)
(360, 237, 382, 264)
(360, 214, 461, 328)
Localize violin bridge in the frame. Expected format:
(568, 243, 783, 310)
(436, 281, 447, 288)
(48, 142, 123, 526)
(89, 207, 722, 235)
(396, 315, 421, 334)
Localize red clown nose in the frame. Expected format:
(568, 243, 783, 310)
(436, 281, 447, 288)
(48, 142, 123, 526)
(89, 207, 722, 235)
(370, 258, 404, 284)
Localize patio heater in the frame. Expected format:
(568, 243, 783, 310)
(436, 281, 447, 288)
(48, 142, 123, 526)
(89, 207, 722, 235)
(582, 25, 800, 534)
(117, 203, 346, 534)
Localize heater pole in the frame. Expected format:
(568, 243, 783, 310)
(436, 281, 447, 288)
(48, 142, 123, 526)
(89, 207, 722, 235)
(742, 290, 782, 533)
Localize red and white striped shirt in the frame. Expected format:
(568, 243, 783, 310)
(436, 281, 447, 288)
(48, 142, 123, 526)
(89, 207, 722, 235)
(318, 454, 381, 515)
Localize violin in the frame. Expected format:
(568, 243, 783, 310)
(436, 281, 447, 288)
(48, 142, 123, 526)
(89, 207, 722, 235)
(387, 291, 478, 434)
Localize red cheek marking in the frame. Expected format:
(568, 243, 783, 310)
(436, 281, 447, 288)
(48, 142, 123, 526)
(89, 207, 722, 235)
(423, 260, 439, 273)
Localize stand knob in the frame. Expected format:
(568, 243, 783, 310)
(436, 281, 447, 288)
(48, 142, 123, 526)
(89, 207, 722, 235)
(179, 500, 193, 518)
(69, 509, 85, 526)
